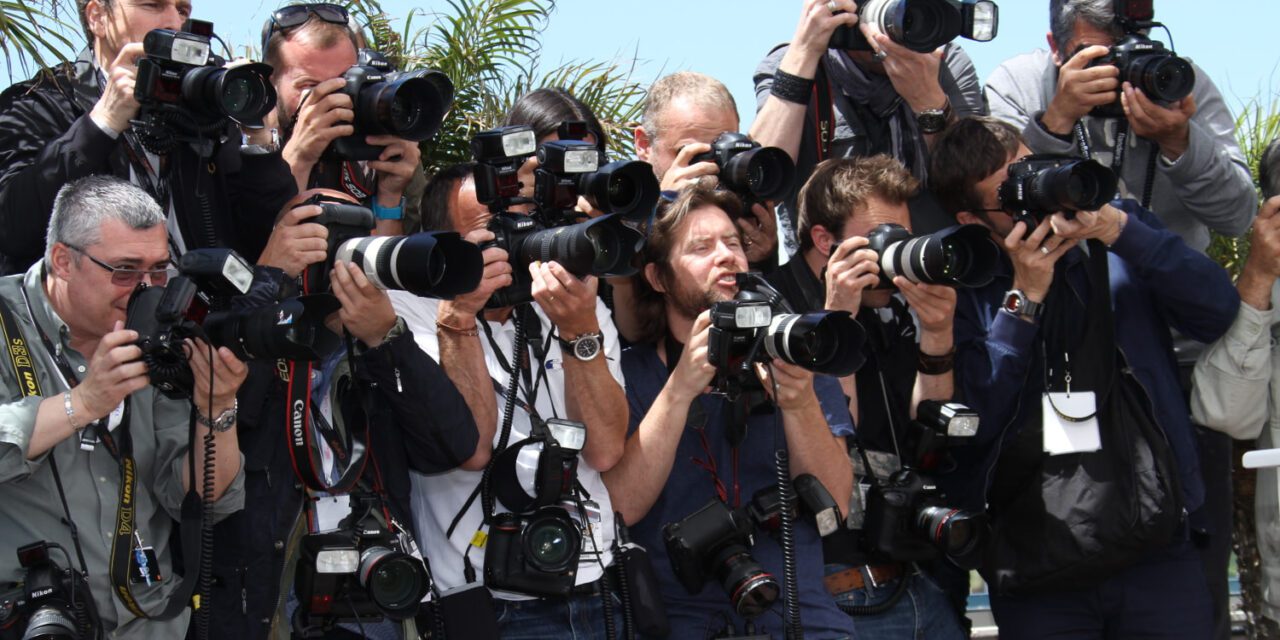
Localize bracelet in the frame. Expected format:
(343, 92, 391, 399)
(770, 69, 814, 105)
(63, 390, 84, 432)
(1035, 114, 1074, 143)
(371, 198, 405, 221)
(917, 347, 956, 375)
(436, 318, 479, 337)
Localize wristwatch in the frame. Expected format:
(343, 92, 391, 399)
(1002, 289, 1044, 321)
(558, 331, 603, 362)
(915, 100, 953, 135)
(198, 399, 238, 432)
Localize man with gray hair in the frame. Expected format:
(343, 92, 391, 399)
(1192, 137, 1280, 637)
(0, 175, 247, 638)
(984, 0, 1254, 253)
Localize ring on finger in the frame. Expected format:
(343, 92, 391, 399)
(873, 50, 888, 62)
(827, 0, 839, 13)
(1040, 246, 1051, 255)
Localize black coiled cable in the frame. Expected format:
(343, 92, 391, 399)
(775, 448, 802, 639)
(196, 343, 217, 640)
(480, 309, 527, 523)
(613, 555, 635, 639)
(600, 565, 617, 640)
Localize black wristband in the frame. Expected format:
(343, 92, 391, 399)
(917, 347, 955, 375)
(771, 69, 814, 105)
(1035, 113, 1075, 143)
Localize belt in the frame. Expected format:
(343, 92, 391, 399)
(823, 563, 903, 595)
(568, 578, 606, 598)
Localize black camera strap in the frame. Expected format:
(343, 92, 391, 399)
(813, 59, 837, 162)
(283, 356, 369, 494)
(1073, 119, 1157, 208)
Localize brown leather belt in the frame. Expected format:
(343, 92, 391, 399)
(823, 563, 904, 595)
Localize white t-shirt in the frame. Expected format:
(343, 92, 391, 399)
(389, 292, 622, 598)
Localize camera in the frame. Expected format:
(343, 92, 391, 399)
(126, 249, 342, 398)
(485, 418, 588, 597)
(864, 223, 999, 289)
(860, 400, 985, 564)
(133, 20, 275, 154)
(664, 499, 778, 619)
(706, 273, 866, 398)
(0, 542, 100, 640)
(690, 132, 796, 202)
(296, 196, 483, 300)
(325, 49, 454, 160)
(1085, 0, 1194, 118)
(830, 0, 998, 53)
(472, 125, 653, 307)
(997, 154, 1118, 221)
(294, 494, 429, 633)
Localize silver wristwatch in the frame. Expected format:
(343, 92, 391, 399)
(558, 331, 603, 362)
(198, 399, 238, 432)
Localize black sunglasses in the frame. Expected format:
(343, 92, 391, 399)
(260, 3, 350, 51)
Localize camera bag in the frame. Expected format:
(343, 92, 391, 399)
(980, 241, 1182, 594)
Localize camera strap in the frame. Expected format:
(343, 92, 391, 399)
(283, 356, 369, 494)
(813, 59, 837, 162)
(1074, 119, 1156, 207)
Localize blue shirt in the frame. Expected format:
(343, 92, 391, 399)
(622, 342, 854, 639)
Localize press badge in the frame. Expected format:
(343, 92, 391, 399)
(1042, 391, 1101, 455)
(130, 531, 162, 585)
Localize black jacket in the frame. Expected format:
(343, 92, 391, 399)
(0, 49, 296, 273)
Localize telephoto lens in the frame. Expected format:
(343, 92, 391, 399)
(998, 155, 1119, 219)
(763, 311, 866, 377)
(866, 223, 1000, 288)
(183, 63, 276, 126)
(515, 214, 643, 279)
(862, 0, 961, 53)
(353, 69, 454, 142)
(202, 296, 342, 363)
(711, 544, 780, 619)
(334, 231, 484, 299)
(916, 505, 984, 558)
(357, 546, 430, 620)
(577, 160, 661, 223)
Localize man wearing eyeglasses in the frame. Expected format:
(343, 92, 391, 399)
(0, 0, 297, 276)
(261, 3, 427, 235)
(0, 175, 247, 639)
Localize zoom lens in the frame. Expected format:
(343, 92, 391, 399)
(874, 224, 999, 288)
(22, 605, 78, 640)
(522, 510, 581, 574)
(577, 160, 660, 222)
(358, 547, 428, 619)
(517, 215, 642, 279)
(764, 311, 866, 377)
(1128, 54, 1194, 103)
(711, 544, 779, 619)
(864, 0, 961, 53)
(202, 296, 342, 362)
(917, 505, 983, 557)
(720, 147, 796, 201)
(1025, 160, 1116, 215)
(360, 73, 451, 141)
(335, 232, 484, 299)
(183, 64, 276, 125)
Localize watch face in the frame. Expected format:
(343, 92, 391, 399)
(1004, 292, 1023, 313)
(573, 336, 601, 360)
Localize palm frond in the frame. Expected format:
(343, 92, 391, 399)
(0, 0, 79, 80)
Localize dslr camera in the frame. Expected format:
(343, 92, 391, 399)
(707, 273, 865, 399)
(996, 154, 1118, 222)
(293, 493, 429, 635)
(471, 123, 656, 307)
(864, 223, 999, 289)
(133, 20, 275, 155)
(861, 400, 985, 565)
(485, 418, 589, 597)
(1085, 0, 1195, 118)
(830, 0, 998, 53)
(324, 49, 454, 160)
(664, 475, 841, 619)
(691, 132, 796, 202)
(0, 542, 99, 640)
(298, 194, 483, 300)
(126, 249, 343, 398)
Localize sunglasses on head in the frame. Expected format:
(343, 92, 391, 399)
(260, 3, 351, 51)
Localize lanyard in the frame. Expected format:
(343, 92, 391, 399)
(664, 335, 740, 507)
(283, 355, 369, 494)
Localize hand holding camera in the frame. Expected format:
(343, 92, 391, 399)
(661, 142, 718, 192)
(792, 0, 859, 61)
(1049, 203, 1126, 244)
(859, 21, 947, 114)
(329, 260, 397, 348)
(1005, 217, 1070, 304)
(529, 260, 598, 338)
(257, 203, 330, 278)
(738, 203, 778, 264)
(1120, 81, 1194, 159)
(283, 77, 356, 173)
(440, 228, 513, 319)
(1045, 45, 1120, 135)
(90, 43, 146, 135)
(667, 311, 718, 403)
(755, 359, 818, 412)
(896, 278, 957, 336)
(824, 236, 881, 315)
(77, 321, 150, 422)
(367, 134, 422, 200)
(185, 337, 247, 421)
(1237, 197, 1280, 309)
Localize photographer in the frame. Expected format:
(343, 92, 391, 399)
(205, 188, 480, 639)
(389, 151, 628, 633)
(0, 0, 297, 274)
(1190, 138, 1280, 637)
(984, 0, 1254, 252)
(604, 185, 853, 637)
(262, 2, 428, 235)
(767, 155, 964, 638)
(751, 0, 985, 255)
(0, 176, 246, 638)
(928, 116, 1237, 637)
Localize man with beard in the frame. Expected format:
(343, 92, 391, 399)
(603, 185, 855, 638)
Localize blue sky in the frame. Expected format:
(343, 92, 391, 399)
(16, 1, 1280, 129)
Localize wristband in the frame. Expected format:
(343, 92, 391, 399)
(1035, 114, 1074, 143)
(371, 198, 405, 221)
(64, 391, 84, 432)
(771, 69, 814, 105)
(916, 347, 955, 375)
(436, 318, 479, 337)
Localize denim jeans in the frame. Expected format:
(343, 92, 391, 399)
(824, 563, 966, 640)
(495, 592, 619, 639)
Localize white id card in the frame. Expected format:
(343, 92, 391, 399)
(1042, 391, 1101, 455)
(312, 495, 351, 533)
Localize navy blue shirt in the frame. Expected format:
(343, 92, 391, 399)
(622, 342, 854, 639)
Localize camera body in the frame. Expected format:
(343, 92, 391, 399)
(1085, 1, 1193, 118)
(996, 154, 1118, 222)
(864, 223, 999, 289)
(830, 0, 998, 53)
(663, 498, 780, 619)
(0, 542, 99, 640)
(133, 20, 276, 154)
(326, 50, 454, 160)
(294, 494, 429, 631)
(706, 273, 866, 398)
(690, 132, 796, 202)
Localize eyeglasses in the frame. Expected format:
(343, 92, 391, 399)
(66, 245, 171, 287)
(260, 3, 351, 51)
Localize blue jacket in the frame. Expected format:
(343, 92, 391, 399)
(948, 200, 1238, 515)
